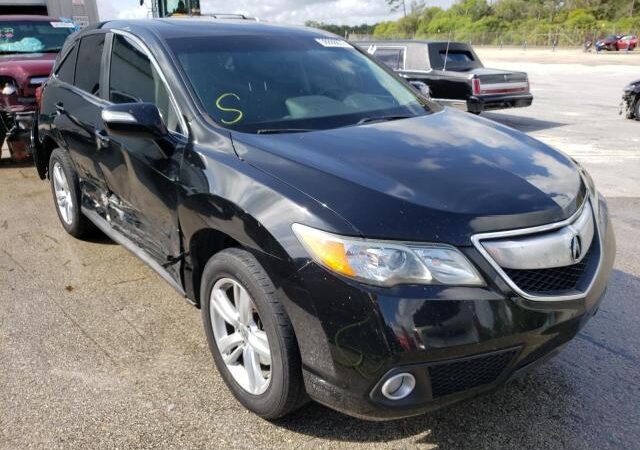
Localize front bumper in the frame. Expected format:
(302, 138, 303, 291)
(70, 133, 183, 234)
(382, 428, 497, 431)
(279, 213, 615, 421)
(467, 93, 533, 114)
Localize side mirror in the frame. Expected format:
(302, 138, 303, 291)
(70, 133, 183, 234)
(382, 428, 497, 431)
(101, 103, 168, 140)
(409, 81, 431, 98)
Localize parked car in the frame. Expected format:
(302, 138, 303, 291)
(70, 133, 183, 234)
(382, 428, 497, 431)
(594, 34, 637, 51)
(357, 40, 533, 114)
(617, 35, 638, 50)
(33, 19, 615, 421)
(0, 15, 75, 161)
(596, 35, 620, 51)
(621, 79, 640, 119)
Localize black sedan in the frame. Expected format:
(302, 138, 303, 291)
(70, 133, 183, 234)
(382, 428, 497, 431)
(32, 19, 615, 420)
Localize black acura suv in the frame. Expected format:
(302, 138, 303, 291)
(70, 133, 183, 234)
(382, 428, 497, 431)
(32, 19, 615, 421)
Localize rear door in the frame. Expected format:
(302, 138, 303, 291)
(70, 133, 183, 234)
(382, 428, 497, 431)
(50, 32, 109, 193)
(94, 32, 186, 274)
(35, 41, 78, 178)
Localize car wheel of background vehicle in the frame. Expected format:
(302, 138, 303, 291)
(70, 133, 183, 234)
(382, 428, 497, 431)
(48, 148, 92, 238)
(634, 97, 640, 121)
(200, 248, 307, 419)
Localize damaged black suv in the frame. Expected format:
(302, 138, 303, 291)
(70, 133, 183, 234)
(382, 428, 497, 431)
(33, 19, 615, 420)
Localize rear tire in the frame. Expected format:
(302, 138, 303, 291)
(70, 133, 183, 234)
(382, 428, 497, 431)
(48, 148, 92, 238)
(200, 248, 307, 419)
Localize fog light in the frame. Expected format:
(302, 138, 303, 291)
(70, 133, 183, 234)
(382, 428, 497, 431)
(381, 373, 415, 400)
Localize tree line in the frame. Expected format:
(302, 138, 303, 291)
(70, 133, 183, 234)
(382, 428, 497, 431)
(307, 0, 640, 43)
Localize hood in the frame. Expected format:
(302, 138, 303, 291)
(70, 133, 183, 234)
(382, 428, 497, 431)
(233, 109, 585, 245)
(0, 53, 56, 86)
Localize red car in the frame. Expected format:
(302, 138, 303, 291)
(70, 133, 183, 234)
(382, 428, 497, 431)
(596, 34, 638, 51)
(0, 15, 75, 161)
(617, 35, 638, 50)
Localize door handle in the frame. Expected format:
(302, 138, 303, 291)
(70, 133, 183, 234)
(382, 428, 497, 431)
(95, 129, 110, 149)
(54, 102, 65, 115)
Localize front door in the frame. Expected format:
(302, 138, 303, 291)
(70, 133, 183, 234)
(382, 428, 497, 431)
(94, 33, 186, 278)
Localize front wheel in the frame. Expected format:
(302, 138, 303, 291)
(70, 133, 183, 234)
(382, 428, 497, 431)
(200, 248, 307, 419)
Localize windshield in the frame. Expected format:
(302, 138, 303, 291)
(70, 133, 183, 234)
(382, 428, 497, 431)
(0, 20, 75, 54)
(168, 35, 431, 133)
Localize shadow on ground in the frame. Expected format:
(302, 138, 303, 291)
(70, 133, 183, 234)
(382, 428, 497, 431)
(482, 112, 567, 133)
(0, 157, 35, 169)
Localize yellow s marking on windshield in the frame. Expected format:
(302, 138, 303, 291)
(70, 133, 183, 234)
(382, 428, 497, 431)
(215, 93, 243, 125)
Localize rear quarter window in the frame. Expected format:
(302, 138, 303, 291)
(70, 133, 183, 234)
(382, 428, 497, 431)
(373, 48, 405, 70)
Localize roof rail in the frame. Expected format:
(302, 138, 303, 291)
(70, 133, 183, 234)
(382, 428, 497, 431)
(172, 13, 256, 21)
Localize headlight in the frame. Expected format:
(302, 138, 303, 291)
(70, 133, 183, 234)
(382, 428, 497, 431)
(1, 82, 16, 96)
(292, 224, 484, 287)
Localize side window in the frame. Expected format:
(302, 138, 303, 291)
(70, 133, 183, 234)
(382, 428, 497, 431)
(74, 34, 105, 96)
(109, 34, 182, 134)
(55, 45, 78, 84)
(374, 48, 405, 71)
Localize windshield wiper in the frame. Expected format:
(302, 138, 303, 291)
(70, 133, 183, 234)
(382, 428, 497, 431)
(41, 47, 63, 53)
(356, 115, 415, 125)
(256, 128, 314, 135)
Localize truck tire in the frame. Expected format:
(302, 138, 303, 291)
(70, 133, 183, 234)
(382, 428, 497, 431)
(48, 148, 93, 238)
(200, 248, 307, 419)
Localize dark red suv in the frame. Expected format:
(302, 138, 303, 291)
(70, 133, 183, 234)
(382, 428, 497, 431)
(0, 15, 75, 161)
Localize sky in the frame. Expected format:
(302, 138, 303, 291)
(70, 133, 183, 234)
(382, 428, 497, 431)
(97, 0, 455, 26)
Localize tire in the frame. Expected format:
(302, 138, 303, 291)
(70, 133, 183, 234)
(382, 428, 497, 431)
(48, 148, 92, 238)
(200, 248, 307, 419)
(634, 97, 640, 121)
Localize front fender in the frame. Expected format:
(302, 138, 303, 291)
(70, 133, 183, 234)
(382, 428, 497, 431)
(178, 143, 361, 374)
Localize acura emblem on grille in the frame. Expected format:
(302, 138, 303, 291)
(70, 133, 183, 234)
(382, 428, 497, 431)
(570, 235, 583, 262)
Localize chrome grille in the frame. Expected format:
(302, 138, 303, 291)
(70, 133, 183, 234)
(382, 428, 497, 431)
(472, 200, 602, 301)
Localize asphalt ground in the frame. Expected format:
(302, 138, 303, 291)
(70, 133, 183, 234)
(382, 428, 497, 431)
(1, 52, 639, 449)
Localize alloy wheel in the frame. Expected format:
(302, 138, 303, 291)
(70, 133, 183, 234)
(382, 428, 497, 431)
(52, 162, 73, 225)
(210, 277, 271, 395)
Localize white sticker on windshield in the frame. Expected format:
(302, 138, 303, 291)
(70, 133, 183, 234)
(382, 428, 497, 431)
(315, 38, 352, 48)
(50, 22, 75, 28)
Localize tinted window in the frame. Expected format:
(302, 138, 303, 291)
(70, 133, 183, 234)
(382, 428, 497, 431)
(374, 48, 404, 70)
(439, 50, 474, 65)
(168, 36, 430, 134)
(109, 34, 182, 133)
(55, 45, 77, 84)
(75, 34, 104, 96)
